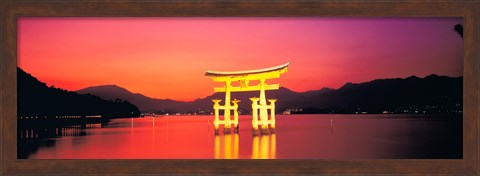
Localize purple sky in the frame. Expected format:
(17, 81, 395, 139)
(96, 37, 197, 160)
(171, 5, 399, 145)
(18, 17, 463, 101)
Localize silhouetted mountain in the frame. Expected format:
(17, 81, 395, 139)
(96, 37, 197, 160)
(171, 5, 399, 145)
(77, 74, 462, 114)
(317, 75, 463, 113)
(17, 68, 140, 119)
(77, 85, 186, 112)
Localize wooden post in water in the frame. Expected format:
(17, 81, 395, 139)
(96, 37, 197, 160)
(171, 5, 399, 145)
(223, 80, 232, 134)
(232, 99, 240, 133)
(268, 99, 277, 133)
(212, 99, 222, 135)
(250, 97, 260, 135)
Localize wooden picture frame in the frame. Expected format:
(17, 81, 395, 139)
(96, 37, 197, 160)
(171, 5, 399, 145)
(1, 1, 478, 175)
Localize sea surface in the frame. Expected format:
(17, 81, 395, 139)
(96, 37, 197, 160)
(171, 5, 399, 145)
(18, 114, 462, 159)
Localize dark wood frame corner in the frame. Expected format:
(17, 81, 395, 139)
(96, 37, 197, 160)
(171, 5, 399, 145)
(1, 1, 478, 175)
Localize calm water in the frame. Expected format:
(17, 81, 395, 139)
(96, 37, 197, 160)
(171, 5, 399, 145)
(18, 114, 462, 159)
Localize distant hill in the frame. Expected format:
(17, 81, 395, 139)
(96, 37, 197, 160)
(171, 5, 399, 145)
(311, 74, 463, 113)
(18, 68, 140, 118)
(77, 85, 320, 113)
(77, 74, 462, 114)
(77, 85, 187, 112)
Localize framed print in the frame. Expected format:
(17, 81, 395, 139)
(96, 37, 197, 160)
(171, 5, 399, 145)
(1, 1, 478, 175)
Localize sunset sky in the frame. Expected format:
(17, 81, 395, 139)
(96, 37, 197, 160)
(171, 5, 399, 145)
(18, 17, 463, 101)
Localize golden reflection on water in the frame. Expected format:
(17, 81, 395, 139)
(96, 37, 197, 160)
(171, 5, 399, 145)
(214, 133, 277, 159)
(252, 134, 276, 159)
(214, 134, 239, 159)
(20, 115, 462, 159)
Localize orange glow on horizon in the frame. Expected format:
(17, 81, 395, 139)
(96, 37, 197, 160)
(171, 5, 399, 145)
(18, 17, 463, 101)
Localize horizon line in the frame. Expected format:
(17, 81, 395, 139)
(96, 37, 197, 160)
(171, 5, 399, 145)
(73, 73, 463, 102)
(18, 66, 463, 102)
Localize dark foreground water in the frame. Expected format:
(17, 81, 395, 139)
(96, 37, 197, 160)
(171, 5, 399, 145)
(18, 114, 462, 159)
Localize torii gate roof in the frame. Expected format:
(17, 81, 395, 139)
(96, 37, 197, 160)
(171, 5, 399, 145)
(205, 62, 289, 77)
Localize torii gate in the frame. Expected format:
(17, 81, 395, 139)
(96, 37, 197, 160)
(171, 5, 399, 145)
(205, 62, 289, 135)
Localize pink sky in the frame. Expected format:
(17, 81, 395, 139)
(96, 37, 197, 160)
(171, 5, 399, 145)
(18, 17, 463, 101)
